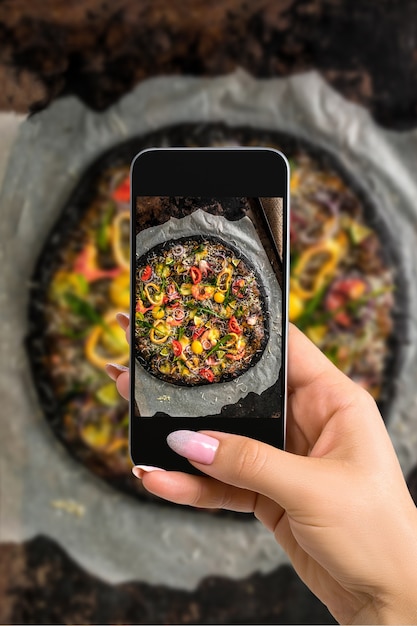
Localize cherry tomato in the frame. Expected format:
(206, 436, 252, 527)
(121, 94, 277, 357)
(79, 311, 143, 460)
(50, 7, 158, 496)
(228, 316, 242, 334)
(140, 265, 152, 282)
(190, 266, 202, 284)
(199, 368, 214, 383)
(112, 177, 130, 203)
(172, 340, 182, 357)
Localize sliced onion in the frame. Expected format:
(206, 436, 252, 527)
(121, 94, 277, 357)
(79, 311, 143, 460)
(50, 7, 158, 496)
(172, 308, 185, 321)
(172, 245, 185, 257)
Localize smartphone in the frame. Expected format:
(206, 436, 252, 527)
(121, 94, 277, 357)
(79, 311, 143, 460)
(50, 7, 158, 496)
(130, 148, 289, 474)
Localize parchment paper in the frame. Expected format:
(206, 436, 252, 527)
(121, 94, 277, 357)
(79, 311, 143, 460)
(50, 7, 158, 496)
(134, 209, 282, 417)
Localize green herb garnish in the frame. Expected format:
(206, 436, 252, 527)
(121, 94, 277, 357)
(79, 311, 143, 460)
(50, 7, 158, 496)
(206, 334, 233, 357)
(64, 293, 104, 326)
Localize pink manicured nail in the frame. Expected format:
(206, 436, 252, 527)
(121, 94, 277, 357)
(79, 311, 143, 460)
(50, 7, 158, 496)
(105, 363, 129, 380)
(132, 465, 166, 479)
(116, 312, 130, 330)
(167, 430, 219, 465)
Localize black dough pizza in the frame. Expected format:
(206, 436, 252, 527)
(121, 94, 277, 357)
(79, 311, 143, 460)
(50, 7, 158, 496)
(135, 236, 269, 385)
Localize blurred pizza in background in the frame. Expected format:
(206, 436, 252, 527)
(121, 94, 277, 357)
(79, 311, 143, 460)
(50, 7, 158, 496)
(28, 126, 397, 497)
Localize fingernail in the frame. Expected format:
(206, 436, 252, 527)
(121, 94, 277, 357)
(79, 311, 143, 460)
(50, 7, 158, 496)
(105, 362, 129, 380)
(132, 465, 166, 479)
(167, 430, 219, 465)
(116, 312, 130, 330)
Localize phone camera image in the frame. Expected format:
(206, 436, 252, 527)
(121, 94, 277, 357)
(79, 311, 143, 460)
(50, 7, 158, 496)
(133, 196, 284, 421)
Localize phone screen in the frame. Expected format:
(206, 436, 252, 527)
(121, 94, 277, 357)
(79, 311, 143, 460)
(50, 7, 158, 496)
(133, 195, 284, 420)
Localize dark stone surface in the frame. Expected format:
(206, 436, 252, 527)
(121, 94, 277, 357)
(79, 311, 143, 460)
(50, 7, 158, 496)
(0, 536, 336, 625)
(0, 0, 416, 129)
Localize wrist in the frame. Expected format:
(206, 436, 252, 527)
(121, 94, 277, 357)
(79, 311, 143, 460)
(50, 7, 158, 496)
(350, 593, 417, 625)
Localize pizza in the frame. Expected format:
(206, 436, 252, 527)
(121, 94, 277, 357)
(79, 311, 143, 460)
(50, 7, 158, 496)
(27, 124, 402, 501)
(135, 237, 268, 385)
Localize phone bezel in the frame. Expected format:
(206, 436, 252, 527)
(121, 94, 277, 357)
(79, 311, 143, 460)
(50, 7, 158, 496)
(130, 148, 289, 473)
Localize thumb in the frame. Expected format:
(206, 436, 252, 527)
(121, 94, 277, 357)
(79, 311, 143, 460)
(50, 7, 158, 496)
(166, 429, 333, 511)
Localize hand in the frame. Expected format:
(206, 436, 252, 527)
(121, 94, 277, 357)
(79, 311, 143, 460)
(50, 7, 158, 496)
(108, 314, 417, 625)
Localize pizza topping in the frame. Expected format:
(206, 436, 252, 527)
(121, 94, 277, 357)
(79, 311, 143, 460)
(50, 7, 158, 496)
(191, 340, 204, 355)
(232, 279, 246, 299)
(191, 284, 216, 301)
(144, 283, 165, 306)
(199, 368, 215, 383)
(152, 306, 165, 320)
(135, 238, 267, 385)
(172, 340, 183, 357)
(112, 176, 130, 203)
(228, 316, 242, 335)
(216, 268, 232, 292)
(190, 266, 202, 284)
(150, 321, 170, 344)
(140, 265, 152, 282)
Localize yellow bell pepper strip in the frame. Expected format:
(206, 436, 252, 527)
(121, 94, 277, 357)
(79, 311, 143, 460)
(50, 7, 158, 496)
(104, 437, 129, 455)
(180, 283, 193, 295)
(216, 268, 233, 292)
(290, 169, 300, 192)
(80, 421, 112, 450)
(291, 238, 343, 300)
(288, 292, 304, 322)
(110, 211, 130, 271)
(85, 310, 128, 370)
(144, 283, 165, 306)
(73, 242, 122, 283)
(109, 271, 130, 308)
(150, 320, 170, 344)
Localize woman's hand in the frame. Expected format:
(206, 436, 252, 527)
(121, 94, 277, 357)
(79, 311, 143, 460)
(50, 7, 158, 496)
(108, 314, 417, 624)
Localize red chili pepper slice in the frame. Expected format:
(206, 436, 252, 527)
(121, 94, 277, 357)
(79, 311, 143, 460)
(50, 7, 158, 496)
(190, 266, 202, 284)
(172, 340, 182, 357)
(228, 316, 242, 334)
(112, 177, 130, 203)
(192, 327, 205, 340)
(140, 265, 152, 282)
(199, 368, 214, 383)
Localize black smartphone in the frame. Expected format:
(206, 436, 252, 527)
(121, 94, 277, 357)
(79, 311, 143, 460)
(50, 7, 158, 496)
(130, 148, 289, 474)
